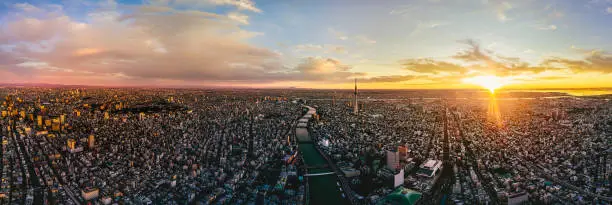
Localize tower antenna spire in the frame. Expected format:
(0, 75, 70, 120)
(353, 77, 358, 114)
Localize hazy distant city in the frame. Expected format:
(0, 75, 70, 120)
(0, 86, 610, 205)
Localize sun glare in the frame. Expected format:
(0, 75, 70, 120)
(462, 75, 509, 93)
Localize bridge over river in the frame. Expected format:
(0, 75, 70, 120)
(304, 172, 336, 177)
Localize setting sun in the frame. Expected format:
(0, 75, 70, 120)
(462, 75, 510, 93)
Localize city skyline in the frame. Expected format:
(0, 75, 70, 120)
(1, 0, 612, 90)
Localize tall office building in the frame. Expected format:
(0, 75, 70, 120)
(67, 139, 76, 150)
(386, 149, 400, 171)
(398, 146, 408, 160)
(81, 188, 100, 201)
(52, 118, 60, 131)
(332, 95, 335, 106)
(353, 78, 358, 114)
(88, 134, 95, 149)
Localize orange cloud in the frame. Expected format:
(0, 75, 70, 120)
(73, 48, 103, 57)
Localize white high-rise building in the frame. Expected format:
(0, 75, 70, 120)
(386, 149, 400, 171)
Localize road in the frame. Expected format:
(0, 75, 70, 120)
(10, 123, 43, 204)
(451, 111, 499, 204)
(427, 107, 455, 204)
(46, 133, 82, 205)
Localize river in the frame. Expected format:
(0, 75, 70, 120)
(297, 106, 349, 205)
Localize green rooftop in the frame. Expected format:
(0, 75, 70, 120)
(377, 187, 422, 205)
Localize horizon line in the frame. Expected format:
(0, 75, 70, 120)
(1, 83, 611, 91)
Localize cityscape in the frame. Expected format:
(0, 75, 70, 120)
(1, 0, 612, 204)
(0, 86, 609, 204)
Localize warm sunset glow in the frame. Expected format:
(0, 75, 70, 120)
(487, 94, 503, 127)
(462, 76, 510, 93)
(74, 48, 103, 57)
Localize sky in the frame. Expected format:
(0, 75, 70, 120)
(0, 0, 611, 90)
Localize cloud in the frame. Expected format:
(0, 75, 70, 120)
(0, 2, 369, 85)
(537, 24, 557, 30)
(451, 39, 554, 75)
(608, 7, 612, 13)
(294, 44, 324, 51)
(535, 76, 570, 81)
(328, 28, 348, 40)
(496, 1, 513, 22)
(296, 57, 351, 73)
(441, 40, 612, 76)
(543, 50, 612, 73)
(389, 5, 415, 16)
(287, 57, 365, 81)
(13, 3, 43, 13)
(371, 39, 599, 85)
(570, 45, 602, 55)
(453, 39, 500, 67)
(16, 60, 72, 72)
(328, 28, 375, 45)
(0, 2, 286, 84)
(354, 36, 376, 44)
(360, 75, 416, 83)
(227, 12, 250, 25)
(208, 0, 261, 13)
(3, 15, 76, 43)
(294, 44, 347, 54)
(410, 21, 448, 36)
(150, 0, 262, 13)
(400, 59, 467, 74)
(330, 46, 347, 54)
(544, 3, 564, 19)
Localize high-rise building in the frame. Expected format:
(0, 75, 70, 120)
(37, 115, 43, 127)
(398, 146, 408, 160)
(88, 135, 95, 149)
(81, 188, 100, 201)
(67, 139, 76, 150)
(417, 159, 442, 178)
(393, 169, 404, 188)
(52, 118, 60, 131)
(386, 149, 400, 171)
(354, 78, 359, 114)
(332, 95, 335, 106)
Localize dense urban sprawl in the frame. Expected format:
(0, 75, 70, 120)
(0, 88, 609, 205)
